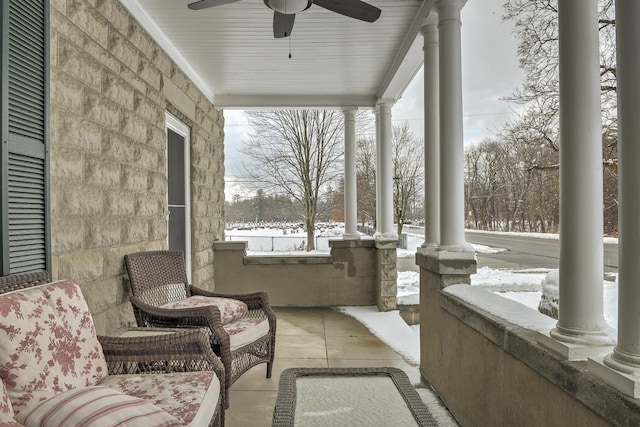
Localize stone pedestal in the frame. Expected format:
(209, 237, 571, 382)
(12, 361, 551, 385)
(416, 249, 476, 386)
(375, 238, 399, 311)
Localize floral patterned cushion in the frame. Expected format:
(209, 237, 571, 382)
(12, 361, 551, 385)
(0, 280, 108, 415)
(223, 317, 270, 351)
(0, 381, 12, 419)
(0, 413, 22, 427)
(100, 371, 220, 426)
(16, 386, 181, 427)
(160, 296, 248, 324)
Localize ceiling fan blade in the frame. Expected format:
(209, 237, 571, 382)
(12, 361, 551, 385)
(187, 0, 242, 10)
(313, 0, 381, 22)
(273, 11, 296, 38)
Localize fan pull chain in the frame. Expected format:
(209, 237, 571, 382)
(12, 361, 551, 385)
(285, 0, 292, 58)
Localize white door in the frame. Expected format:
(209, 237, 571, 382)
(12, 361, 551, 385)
(166, 113, 191, 282)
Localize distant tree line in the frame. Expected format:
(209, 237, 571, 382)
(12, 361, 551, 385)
(225, 189, 337, 224)
(467, 0, 618, 236)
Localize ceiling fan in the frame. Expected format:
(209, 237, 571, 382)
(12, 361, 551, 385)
(187, 0, 382, 38)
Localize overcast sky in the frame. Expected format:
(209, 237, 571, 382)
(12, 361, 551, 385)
(224, 0, 525, 199)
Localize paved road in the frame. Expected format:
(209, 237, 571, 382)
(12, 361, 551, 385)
(403, 226, 618, 272)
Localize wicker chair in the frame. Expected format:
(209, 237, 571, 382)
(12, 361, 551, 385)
(124, 250, 276, 407)
(0, 272, 226, 427)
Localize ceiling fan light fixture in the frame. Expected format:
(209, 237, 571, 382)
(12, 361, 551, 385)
(265, 0, 311, 14)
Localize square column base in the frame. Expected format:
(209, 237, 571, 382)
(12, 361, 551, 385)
(588, 356, 640, 398)
(537, 331, 613, 361)
(417, 250, 477, 390)
(416, 247, 476, 280)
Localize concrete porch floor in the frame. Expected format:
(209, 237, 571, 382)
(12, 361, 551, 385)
(225, 307, 459, 426)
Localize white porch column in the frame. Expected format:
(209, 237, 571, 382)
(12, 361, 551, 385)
(550, 0, 608, 346)
(377, 102, 396, 238)
(435, 0, 469, 251)
(603, 0, 640, 374)
(421, 13, 440, 248)
(342, 108, 360, 240)
(374, 107, 382, 236)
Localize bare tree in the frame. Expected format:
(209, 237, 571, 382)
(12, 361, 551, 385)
(240, 110, 344, 250)
(464, 137, 560, 233)
(355, 136, 377, 226)
(392, 122, 424, 236)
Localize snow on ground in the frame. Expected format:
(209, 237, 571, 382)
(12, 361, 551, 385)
(397, 271, 420, 305)
(444, 285, 558, 332)
(337, 306, 421, 365)
(397, 266, 618, 328)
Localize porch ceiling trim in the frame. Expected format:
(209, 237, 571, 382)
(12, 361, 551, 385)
(118, 0, 433, 110)
(119, 0, 215, 101)
(376, 0, 433, 103)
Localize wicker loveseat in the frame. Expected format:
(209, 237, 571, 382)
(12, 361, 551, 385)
(0, 273, 225, 426)
(124, 250, 277, 407)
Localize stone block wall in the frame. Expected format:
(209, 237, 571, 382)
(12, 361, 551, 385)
(375, 239, 398, 311)
(49, 0, 225, 334)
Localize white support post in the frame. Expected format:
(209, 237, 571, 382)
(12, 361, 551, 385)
(342, 108, 360, 240)
(420, 13, 440, 249)
(587, 0, 640, 397)
(377, 102, 397, 239)
(435, 0, 470, 252)
(607, 0, 640, 371)
(374, 107, 382, 237)
(547, 0, 610, 348)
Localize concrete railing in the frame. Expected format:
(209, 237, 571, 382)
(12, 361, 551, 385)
(417, 251, 637, 426)
(213, 238, 399, 310)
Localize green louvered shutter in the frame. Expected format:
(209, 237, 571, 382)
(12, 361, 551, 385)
(1, 0, 50, 275)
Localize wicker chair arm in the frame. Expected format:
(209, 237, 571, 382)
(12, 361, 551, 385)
(190, 287, 271, 311)
(98, 328, 225, 380)
(130, 295, 225, 325)
(129, 296, 231, 348)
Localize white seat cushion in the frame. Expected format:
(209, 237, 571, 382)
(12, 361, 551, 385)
(100, 371, 220, 427)
(224, 317, 270, 351)
(16, 386, 182, 427)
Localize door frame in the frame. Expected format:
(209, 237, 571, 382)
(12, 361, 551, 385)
(165, 112, 192, 282)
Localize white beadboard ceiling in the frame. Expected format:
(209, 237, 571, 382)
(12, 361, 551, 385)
(119, 0, 434, 109)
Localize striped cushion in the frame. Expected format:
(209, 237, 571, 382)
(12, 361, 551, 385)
(16, 386, 182, 427)
(100, 371, 219, 426)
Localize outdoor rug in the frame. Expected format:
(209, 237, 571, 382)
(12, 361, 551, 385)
(272, 367, 438, 426)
